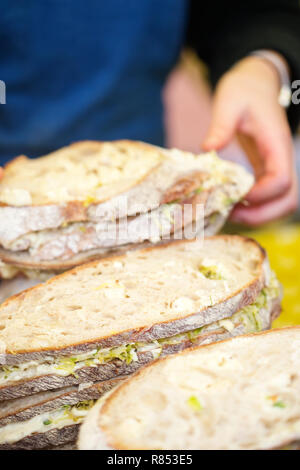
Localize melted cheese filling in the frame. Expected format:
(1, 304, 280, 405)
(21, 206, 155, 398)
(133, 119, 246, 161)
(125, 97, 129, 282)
(0, 400, 95, 445)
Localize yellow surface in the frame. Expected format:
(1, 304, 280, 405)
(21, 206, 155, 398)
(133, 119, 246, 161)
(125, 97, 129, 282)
(242, 223, 300, 327)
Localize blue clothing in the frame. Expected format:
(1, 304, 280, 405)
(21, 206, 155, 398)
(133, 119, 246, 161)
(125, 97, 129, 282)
(0, 0, 187, 164)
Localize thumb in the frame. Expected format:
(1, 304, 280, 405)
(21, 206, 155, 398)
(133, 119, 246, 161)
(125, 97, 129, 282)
(203, 89, 240, 151)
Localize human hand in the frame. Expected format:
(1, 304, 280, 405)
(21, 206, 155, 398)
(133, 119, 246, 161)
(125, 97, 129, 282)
(203, 55, 298, 226)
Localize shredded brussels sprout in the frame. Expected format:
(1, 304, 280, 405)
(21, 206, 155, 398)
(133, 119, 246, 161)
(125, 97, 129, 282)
(198, 264, 224, 280)
(187, 395, 202, 412)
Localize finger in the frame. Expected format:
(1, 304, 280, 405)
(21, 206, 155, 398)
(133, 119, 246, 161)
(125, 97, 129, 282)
(202, 84, 241, 151)
(244, 113, 293, 205)
(237, 133, 265, 180)
(0, 167, 3, 180)
(230, 175, 298, 227)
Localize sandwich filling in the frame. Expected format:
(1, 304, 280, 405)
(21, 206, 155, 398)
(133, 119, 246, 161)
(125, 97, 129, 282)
(0, 400, 95, 445)
(0, 262, 56, 281)
(2, 185, 237, 263)
(0, 273, 280, 387)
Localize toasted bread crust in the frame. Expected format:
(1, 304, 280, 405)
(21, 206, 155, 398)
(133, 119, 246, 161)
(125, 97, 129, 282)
(1, 155, 28, 174)
(160, 171, 208, 204)
(0, 423, 80, 450)
(0, 379, 124, 450)
(0, 244, 132, 270)
(0, 378, 122, 425)
(0, 140, 162, 207)
(49, 442, 77, 450)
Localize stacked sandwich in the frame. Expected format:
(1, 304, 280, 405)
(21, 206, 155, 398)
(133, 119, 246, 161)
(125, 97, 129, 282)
(0, 140, 253, 283)
(0, 236, 281, 449)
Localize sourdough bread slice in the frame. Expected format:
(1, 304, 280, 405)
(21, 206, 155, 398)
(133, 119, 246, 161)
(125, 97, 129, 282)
(0, 237, 281, 400)
(78, 327, 300, 451)
(0, 236, 268, 358)
(0, 378, 122, 450)
(0, 140, 162, 207)
(49, 442, 77, 450)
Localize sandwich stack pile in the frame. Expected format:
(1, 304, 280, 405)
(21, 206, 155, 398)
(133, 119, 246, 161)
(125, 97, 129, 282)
(0, 141, 282, 450)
